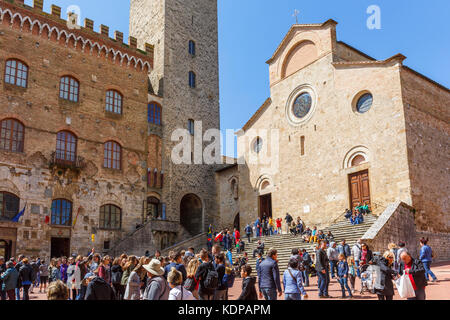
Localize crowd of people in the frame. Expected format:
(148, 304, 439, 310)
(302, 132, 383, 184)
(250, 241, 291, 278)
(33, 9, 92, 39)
(0, 222, 439, 301)
(344, 203, 371, 225)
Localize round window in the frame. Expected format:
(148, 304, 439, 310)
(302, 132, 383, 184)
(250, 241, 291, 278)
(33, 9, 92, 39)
(293, 92, 312, 119)
(356, 93, 373, 113)
(253, 137, 263, 153)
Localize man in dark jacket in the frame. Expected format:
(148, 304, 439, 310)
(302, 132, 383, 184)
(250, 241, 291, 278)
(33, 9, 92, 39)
(164, 251, 187, 283)
(399, 251, 427, 300)
(14, 255, 24, 300)
(253, 241, 265, 258)
(258, 248, 282, 300)
(301, 249, 312, 287)
(238, 265, 257, 300)
(373, 254, 398, 300)
(337, 240, 351, 258)
(214, 253, 227, 300)
(84, 275, 116, 300)
(315, 241, 331, 298)
(19, 258, 35, 300)
(195, 249, 217, 300)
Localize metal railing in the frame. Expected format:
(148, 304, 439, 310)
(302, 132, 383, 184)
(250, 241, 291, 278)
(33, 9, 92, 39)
(49, 152, 86, 170)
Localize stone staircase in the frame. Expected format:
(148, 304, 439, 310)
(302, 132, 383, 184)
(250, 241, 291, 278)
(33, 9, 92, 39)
(240, 214, 378, 274)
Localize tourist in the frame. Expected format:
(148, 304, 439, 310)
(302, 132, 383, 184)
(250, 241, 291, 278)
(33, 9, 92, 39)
(60, 257, 69, 284)
(164, 251, 187, 283)
(98, 255, 111, 285)
(49, 258, 61, 283)
(195, 249, 218, 300)
(214, 253, 227, 300)
(90, 253, 101, 273)
(337, 254, 353, 299)
(344, 209, 353, 219)
(111, 258, 124, 300)
(234, 227, 241, 245)
(283, 258, 307, 300)
(268, 217, 275, 235)
(124, 264, 145, 300)
(168, 267, 195, 300)
(399, 251, 427, 300)
(285, 213, 293, 234)
(253, 240, 265, 258)
(1, 261, 18, 300)
(0, 257, 5, 300)
(327, 242, 339, 279)
(185, 258, 200, 300)
(254, 218, 261, 238)
(373, 251, 398, 300)
(255, 252, 264, 280)
(419, 237, 438, 282)
(237, 239, 245, 254)
(360, 243, 373, 267)
(38, 260, 49, 293)
(245, 223, 252, 243)
(290, 248, 302, 267)
(66, 256, 80, 300)
(121, 255, 138, 288)
(226, 248, 233, 266)
(309, 226, 318, 243)
(75, 254, 93, 300)
(262, 219, 269, 236)
(84, 272, 116, 300)
(237, 265, 257, 300)
(301, 249, 312, 287)
(47, 280, 69, 300)
(388, 243, 399, 271)
(258, 248, 282, 300)
(289, 221, 298, 235)
(14, 254, 24, 300)
(276, 218, 282, 235)
(315, 241, 330, 298)
(142, 259, 170, 300)
(337, 240, 351, 258)
(347, 256, 357, 294)
(317, 231, 326, 243)
(30, 257, 40, 294)
(18, 258, 34, 300)
(396, 241, 407, 270)
(302, 227, 312, 242)
(352, 239, 362, 278)
(325, 231, 335, 244)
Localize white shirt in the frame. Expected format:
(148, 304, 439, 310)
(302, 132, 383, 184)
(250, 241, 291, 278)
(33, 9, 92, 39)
(168, 285, 196, 301)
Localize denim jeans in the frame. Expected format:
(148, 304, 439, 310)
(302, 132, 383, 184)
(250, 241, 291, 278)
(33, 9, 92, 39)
(285, 293, 301, 300)
(422, 261, 437, 281)
(338, 277, 352, 297)
(317, 271, 329, 296)
(0, 289, 6, 300)
(15, 288, 21, 300)
(329, 260, 338, 278)
(302, 270, 310, 287)
(261, 288, 278, 301)
(355, 260, 361, 278)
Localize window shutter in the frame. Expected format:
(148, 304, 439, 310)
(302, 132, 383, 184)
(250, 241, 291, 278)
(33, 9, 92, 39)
(162, 204, 166, 220)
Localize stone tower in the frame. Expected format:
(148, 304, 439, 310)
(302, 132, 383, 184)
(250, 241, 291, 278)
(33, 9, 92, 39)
(130, 0, 220, 236)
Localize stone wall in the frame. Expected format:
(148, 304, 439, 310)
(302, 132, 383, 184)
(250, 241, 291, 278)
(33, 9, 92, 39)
(401, 67, 450, 233)
(362, 201, 450, 261)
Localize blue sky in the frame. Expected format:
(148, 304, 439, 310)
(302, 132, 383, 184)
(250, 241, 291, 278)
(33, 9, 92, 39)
(25, 0, 450, 155)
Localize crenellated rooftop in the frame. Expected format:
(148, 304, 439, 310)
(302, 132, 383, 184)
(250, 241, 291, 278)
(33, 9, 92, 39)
(0, 0, 154, 72)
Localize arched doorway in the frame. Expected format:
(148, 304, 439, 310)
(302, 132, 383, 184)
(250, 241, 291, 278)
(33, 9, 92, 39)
(0, 239, 11, 261)
(180, 194, 203, 236)
(233, 213, 240, 232)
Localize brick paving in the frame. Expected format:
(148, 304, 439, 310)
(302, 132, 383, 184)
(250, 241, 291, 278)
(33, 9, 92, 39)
(22, 261, 450, 301)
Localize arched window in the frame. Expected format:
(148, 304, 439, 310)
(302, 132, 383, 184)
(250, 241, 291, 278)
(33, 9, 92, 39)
(188, 119, 195, 135)
(0, 118, 24, 153)
(188, 40, 196, 56)
(253, 137, 263, 153)
(59, 76, 79, 102)
(147, 197, 160, 220)
(148, 102, 162, 125)
(4, 59, 28, 88)
(51, 199, 72, 226)
(189, 71, 196, 88)
(351, 155, 367, 167)
(104, 141, 121, 170)
(99, 204, 122, 230)
(0, 191, 20, 221)
(105, 90, 123, 114)
(56, 131, 77, 163)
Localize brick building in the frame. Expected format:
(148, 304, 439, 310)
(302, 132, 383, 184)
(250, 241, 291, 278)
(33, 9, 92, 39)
(0, 0, 220, 259)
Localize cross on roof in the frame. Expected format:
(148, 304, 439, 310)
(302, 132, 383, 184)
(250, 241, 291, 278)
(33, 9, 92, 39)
(292, 9, 300, 24)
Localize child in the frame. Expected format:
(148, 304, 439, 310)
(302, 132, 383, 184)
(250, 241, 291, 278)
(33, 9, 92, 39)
(347, 256, 357, 294)
(237, 265, 257, 300)
(168, 267, 195, 300)
(309, 226, 318, 243)
(337, 254, 353, 299)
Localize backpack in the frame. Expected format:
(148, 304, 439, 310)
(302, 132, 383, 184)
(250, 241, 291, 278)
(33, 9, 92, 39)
(184, 277, 197, 292)
(203, 264, 219, 290)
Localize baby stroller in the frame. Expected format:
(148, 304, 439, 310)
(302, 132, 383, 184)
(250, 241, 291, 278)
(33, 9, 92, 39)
(360, 264, 377, 294)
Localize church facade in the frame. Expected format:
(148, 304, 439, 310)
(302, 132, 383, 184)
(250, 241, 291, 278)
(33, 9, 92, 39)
(217, 20, 449, 250)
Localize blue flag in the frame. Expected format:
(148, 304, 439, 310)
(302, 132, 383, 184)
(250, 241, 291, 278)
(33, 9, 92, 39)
(12, 204, 26, 223)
